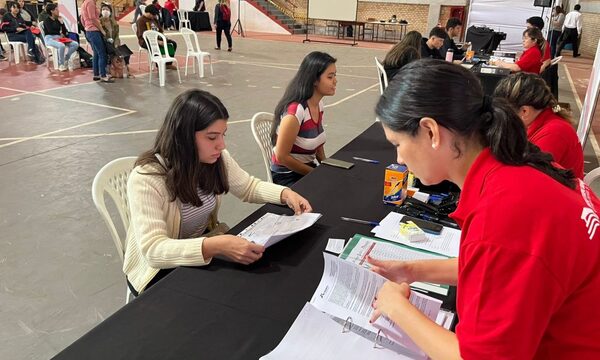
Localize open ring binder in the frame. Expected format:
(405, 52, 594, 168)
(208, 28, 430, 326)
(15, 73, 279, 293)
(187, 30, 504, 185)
(342, 316, 353, 333)
(340, 316, 388, 349)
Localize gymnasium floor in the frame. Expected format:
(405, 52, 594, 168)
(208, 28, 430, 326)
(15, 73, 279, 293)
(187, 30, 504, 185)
(0, 27, 597, 359)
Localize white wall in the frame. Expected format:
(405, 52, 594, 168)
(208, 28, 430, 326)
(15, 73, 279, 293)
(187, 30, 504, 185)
(231, 1, 291, 35)
(467, 0, 545, 51)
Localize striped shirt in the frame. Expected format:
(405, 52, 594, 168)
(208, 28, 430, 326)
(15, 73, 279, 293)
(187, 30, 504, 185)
(271, 100, 326, 173)
(178, 190, 217, 239)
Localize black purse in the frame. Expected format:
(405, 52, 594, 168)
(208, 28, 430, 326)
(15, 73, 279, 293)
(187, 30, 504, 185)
(103, 35, 117, 56)
(116, 44, 133, 57)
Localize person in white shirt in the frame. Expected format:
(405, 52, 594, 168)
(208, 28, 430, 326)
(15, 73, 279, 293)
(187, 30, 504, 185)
(556, 4, 582, 58)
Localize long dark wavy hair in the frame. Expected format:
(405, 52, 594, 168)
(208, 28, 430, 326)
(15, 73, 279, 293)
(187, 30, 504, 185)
(494, 72, 572, 123)
(136, 90, 230, 206)
(383, 30, 422, 68)
(376, 59, 575, 189)
(271, 51, 336, 146)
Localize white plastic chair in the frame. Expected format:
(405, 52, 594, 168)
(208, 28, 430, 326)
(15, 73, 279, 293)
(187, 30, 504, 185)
(551, 55, 563, 66)
(180, 28, 213, 78)
(251, 112, 275, 182)
(38, 21, 59, 70)
(91, 156, 138, 304)
(132, 23, 150, 70)
(2, 31, 28, 64)
(178, 9, 190, 30)
(374, 57, 388, 94)
(143, 30, 182, 87)
(584, 167, 600, 187)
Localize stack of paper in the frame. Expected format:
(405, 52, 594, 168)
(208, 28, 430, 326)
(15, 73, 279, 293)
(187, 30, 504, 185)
(340, 234, 450, 296)
(372, 212, 461, 257)
(262, 254, 455, 359)
(310, 254, 442, 359)
(260, 303, 411, 360)
(237, 212, 322, 248)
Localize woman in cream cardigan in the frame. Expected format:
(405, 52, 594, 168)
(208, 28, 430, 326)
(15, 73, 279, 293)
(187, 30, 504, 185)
(124, 90, 312, 295)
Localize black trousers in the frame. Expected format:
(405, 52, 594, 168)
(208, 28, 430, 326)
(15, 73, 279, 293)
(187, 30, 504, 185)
(216, 21, 232, 49)
(556, 27, 579, 56)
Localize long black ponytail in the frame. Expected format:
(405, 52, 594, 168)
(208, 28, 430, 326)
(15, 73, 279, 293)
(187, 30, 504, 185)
(375, 59, 575, 189)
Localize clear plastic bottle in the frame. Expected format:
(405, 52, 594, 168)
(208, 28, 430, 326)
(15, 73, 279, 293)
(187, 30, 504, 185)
(445, 49, 454, 62)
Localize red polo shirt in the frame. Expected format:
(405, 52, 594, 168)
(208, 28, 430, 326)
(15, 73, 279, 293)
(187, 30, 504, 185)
(516, 46, 542, 74)
(451, 148, 600, 359)
(528, 108, 584, 179)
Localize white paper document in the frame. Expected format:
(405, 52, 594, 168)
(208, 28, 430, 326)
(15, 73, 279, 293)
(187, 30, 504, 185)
(310, 253, 442, 358)
(325, 238, 346, 254)
(340, 234, 450, 296)
(260, 303, 413, 360)
(372, 212, 461, 257)
(237, 212, 322, 248)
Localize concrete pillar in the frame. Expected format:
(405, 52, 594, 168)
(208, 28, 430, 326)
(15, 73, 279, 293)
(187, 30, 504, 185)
(427, 3, 441, 33)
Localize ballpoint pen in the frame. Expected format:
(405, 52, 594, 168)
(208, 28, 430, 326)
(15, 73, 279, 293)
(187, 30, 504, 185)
(352, 157, 379, 164)
(340, 217, 380, 226)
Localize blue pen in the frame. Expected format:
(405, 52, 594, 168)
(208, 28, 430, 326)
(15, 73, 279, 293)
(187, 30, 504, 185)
(341, 217, 380, 226)
(352, 157, 379, 164)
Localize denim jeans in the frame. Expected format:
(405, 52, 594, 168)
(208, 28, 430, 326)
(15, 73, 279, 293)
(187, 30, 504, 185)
(86, 30, 107, 77)
(8, 29, 41, 62)
(44, 35, 79, 66)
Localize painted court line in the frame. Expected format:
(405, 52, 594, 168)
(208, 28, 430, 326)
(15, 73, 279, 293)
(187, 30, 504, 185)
(0, 118, 253, 141)
(325, 83, 379, 108)
(0, 111, 135, 148)
(0, 86, 135, 112)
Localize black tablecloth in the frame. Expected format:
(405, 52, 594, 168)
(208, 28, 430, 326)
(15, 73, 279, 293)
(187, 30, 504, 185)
(53, 123, 456, 360)
(469, 64, 510, 95)
(188, 11, 212, 32)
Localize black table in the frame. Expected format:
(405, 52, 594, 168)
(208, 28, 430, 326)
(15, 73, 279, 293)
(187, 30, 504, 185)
(188, 11, 212, 32)
(53, 123, 456, 360)
(469, 63, 510, 95)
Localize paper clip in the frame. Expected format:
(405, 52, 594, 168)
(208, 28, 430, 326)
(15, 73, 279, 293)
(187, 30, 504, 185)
(342, 316, 353, 333)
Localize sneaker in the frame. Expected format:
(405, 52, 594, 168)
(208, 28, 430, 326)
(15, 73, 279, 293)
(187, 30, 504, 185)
(100, 77, 114, 83)
(214, 47, 221, 50)
(58, 65, 67, 72)
(227, 48, 232, 52)
(93, 76, 101, 81)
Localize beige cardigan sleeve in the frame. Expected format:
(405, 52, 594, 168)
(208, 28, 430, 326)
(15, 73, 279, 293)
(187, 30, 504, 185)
(127, 152, 286, 269)
(222, 150, 287, 204)
(128, 167, 211, 269)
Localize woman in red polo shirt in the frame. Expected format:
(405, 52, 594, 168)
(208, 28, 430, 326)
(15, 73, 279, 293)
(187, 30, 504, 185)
(495, 72, 584, 178)
(369, 59, 600, 359)
(497, 27, 545, 74)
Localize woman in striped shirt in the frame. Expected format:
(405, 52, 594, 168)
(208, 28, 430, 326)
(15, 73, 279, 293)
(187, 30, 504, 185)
(124, 90, 312, 295)
(270, 51, 337, 186)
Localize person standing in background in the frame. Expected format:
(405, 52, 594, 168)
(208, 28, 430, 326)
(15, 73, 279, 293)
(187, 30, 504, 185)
(549, 5, 565, 58)
(193, 0, 206, 12)
(214, 0, 232, 51)
(164, 0, 178, 30)
(556, 4, 582, 58)
(81, 0, 112, 82)
(131, 0, 146, 24)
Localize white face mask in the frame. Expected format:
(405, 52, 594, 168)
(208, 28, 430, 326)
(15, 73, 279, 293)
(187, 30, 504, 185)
(101, 10, 111, 18)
